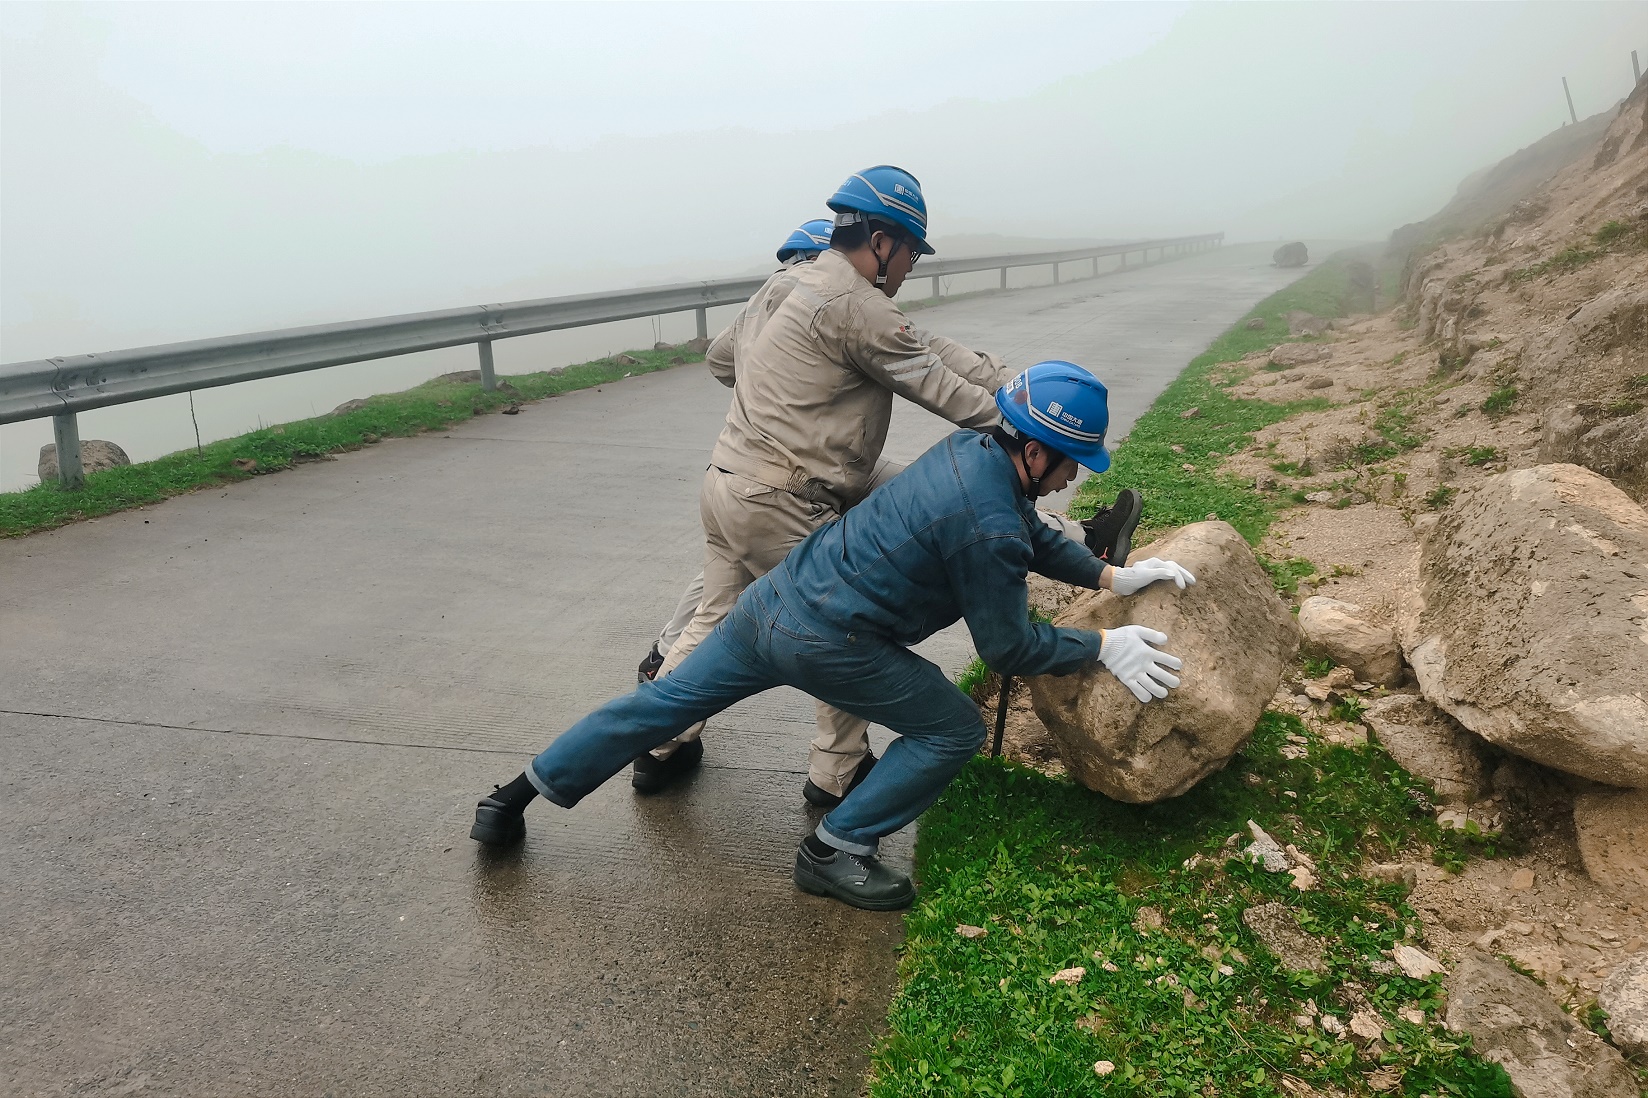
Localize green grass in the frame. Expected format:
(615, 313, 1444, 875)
(1508, 216, 1648, 282)
(1423, 486, 1457, 510)
(870, 719, 1511, 1097)
(0, 346, 702, 537)
(1480, 385, 1517, 417)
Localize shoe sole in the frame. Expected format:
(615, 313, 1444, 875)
(792, 864, 915, 912)
(631, 742, 704, 795)
(801, 782, 843, 809)
(1110, 489, 1143, 565)
(470, 817, 525, 846)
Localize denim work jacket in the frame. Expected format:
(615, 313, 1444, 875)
(766, 429, 1106, 678)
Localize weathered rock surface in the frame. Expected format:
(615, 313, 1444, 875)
(1362, 694, 1489, 804)
(1445, 951, 1639, 1098)
(1030, 521, 1299, 803)
(1286, 310, 1331, 336)
(1298, 596, 1403, 686)
(684, 336, 711, 354)
(1273, 241, 1309, 268)
(1241, 902, 1326, 973)
(434, 369, 483, 384)
(1573, 788, 1648, 902)
(331, 398, 370, 416)
(1540, 402, 1648, 506)
(38, 440, 130, 482)
(1599, 951, 1648, 1060)
(1403, 464, 1648, 788)
(1268, 343, 1331, 368)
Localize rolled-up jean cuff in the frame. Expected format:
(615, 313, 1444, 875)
(525, 764, 580, 809)
(816, 820, 877, 857)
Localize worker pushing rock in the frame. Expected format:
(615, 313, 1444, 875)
(472, 361, 1196, 911)
(628, 166, 1145, 807)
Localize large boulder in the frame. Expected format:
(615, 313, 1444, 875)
(1268, 343, 1331, 368)
(1572, 788, 1648, 902)
(1362, 694, 1489, 805)
(1298, 596, 1403, 686)
(1599, 952, 1648, 1060)
(1539, 403, 1648, 506)
(1445, 951, 1640, 1098)
(38, 439, 130, 482)
(1030, 521, 1299, 803)
(1273, 241, 1309, 268)
(1403, 465, 1648, 787)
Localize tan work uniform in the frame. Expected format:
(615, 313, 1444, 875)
(654, 250, 1033, 795)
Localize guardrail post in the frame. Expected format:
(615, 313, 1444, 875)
(52, 411, 85, 490)
(695, 307, 708, 341)
(1052, 262, 1060, 285)
(1092, 257, 1099, 278)
(931, 275, 940, 300)
(477, 339, 497, 392)
(999, 268, 1007, 290)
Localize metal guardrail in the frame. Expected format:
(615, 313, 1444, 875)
(2, 232, 1221, 488)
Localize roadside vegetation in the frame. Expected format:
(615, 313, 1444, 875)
(0, 346, 700, 537)
(880, 255, 1514, 1096)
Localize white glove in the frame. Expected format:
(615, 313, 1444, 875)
(1098, 626, 1184, 703)
(1108, 557, 1197, 597)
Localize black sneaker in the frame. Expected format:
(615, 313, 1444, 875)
(802, 750, 879, 809)
(793, 841, 915, 911)
(470, 795, 526, 846)
(1080, 488, 1143, 564)
(630, 736, 704, 794)
(637, 643, 665, 683)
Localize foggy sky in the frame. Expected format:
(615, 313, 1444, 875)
(1, 2, 1644, 490)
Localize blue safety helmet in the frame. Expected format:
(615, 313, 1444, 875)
(776, 218, 834, 263)
(995, 361, 1112, 473)
(826, 165, 935, 255)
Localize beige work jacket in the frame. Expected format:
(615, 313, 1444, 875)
(706, 250, 1010, 511)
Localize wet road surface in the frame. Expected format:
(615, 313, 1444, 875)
(0, 243, 1309, 1096)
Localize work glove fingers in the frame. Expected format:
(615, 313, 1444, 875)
(1123, 677, 1154, 704)
(1141, 675, 1171, 699)
(1145, 665, 1182, 690)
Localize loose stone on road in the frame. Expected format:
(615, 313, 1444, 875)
(0, 243, 1310, 1095)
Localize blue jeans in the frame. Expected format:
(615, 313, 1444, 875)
(525, 577, 986, 855)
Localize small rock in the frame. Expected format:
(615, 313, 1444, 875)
(684, 336, 711, 354)
(1093, 1061, 1115, 1076)
(1180, 407, 1201, 418)
(1319, 1014, 1344, 1035)
(653, 341, 673, 351)
(1305, 376, 1333, 390)
(361, 433, 380, 444)
(500, 402, 522, 415)
(38, 439, 132, 482)
(1218, 964, 1234, 976)
(1362, 695, 1489, 805)
(1243, 821, 1290, 872)
(1289, 866, 1317, 891)
(1304, 490, 1334, 503)
(1270, 343, 1331, 368)
(332, 398, 370, 416)
(956, 924, 988, 939)
(1303, 681, 1331, 701)
(1349, 1010, 1384, 1041)
(1298, 597, 1403, 687)
(670, 355, 686, 365)
(1366, 863, 1416, 888)
(1367, 1066, 1403, 1092)
(1507, 921, 1534, 936)
(1048, 966, 1085, 985)
(231, 458, 258, 473)
(1245, 317, 1267, 330)
(614, 353, 641, 366)
(1323, 666, 1355, 689)
(1101, 961, 1119, 973)
(1134, 906, 1164, 934)
(1273, 242, 1309, 268)
(1243, 902, 1328, 973)
(1391, 944, 1445, 979)
(1182, 463, 1197, 473)
(1399, 1007, 1425, 1024)
(1170, 444, 1186, 453)
(1598, 951, 1648, 1059)
(1284, 844, 1316, 869)
(1507, 868, 1535, 891)
(434, 369, 483, 384)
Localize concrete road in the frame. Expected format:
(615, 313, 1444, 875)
(0, 243, 1309, 1096)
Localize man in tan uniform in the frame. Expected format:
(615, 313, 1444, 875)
(634, 168, 1140, 804)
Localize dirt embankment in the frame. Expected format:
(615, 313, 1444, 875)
(1000, 79, 1648, 1019)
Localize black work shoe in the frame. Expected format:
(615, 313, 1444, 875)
(637, 643, 665, 684)
(802, 751, 879, 809)
(631, 736, 704, 794)
(470, 795, 526, 846)
(1080, 488, 1143, 564)
(793, 841, 915, 911)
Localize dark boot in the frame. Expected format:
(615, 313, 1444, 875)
(793, 840, 915, 911)
(630, 736, 704, 794)
(470, 796, 526, 846)
(636, 642, 665, 683)
(802, 751, 879, 809)
(1079, 489, 1143, 564)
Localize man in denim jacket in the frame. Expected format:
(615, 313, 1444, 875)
(473, 362, 1193, 910)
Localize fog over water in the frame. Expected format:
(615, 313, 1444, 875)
(2, 1, 1643, 490)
